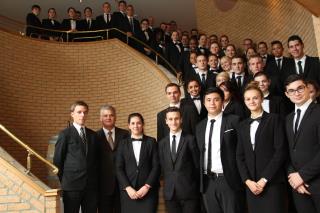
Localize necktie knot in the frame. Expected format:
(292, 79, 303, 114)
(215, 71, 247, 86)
(297, 61, 303, 74)
(210, 119, 216, 124)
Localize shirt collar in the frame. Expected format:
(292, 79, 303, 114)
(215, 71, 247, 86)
(170, 129, 182, 139)
(294, 55, 306, 63)
(169, 102, 181, 108)
(250, 111, 263, 119)
(295, 98, 312, 112)
(73, 122, 84, 132)
(103, 126, 115, 135)
(208, 111, 223, 121)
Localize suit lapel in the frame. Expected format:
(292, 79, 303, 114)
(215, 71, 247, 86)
(175, 133, 186, 163)
(127, 138, 138, 167)
(138, 136, 147, 168)
(303, 56, 311, 78)
(243, 120, 253, 151)
(71, 126, 87, 156)
(220, 115, 227, 147)
(287, 112, 295, 147)
(199, 119, 208, 153)
(254, 112, 267, 150)
(294, 103, 315, 146)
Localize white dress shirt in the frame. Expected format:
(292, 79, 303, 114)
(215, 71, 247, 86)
(191, 96, 201, 114)
(262, 92, 270, 113)
(170, 129, 182, 152)
(73, 122, 85, 136)
(132, 136, 143, 165)
(204, 112, 223, 173)
(275, 56, 283, 69)
(294, 99, 312, 132)
(169, 102, 181, 108)
(249, 111, 263, 150)
(70, 19, 76, 30)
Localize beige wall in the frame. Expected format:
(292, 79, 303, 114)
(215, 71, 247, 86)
(0, 31, 170, 180)
(195, 0, 319, 56)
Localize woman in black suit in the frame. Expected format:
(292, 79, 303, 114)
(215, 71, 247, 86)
(236, 82, 287, 213)
(116, 113, 160, 213)
(219, 81, 247, 120)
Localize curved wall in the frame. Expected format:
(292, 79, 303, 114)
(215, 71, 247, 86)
(0, 31, 170, 180)
(196, 0, 320, 56)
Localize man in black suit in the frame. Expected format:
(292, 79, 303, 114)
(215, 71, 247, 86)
(165, 31, 184, 72)
(61, 7, 79, 41)
(112, 0, 132, 42)
(257, 41, 272, 67)
(195, 87, 245, 213)
(219, 35, 229, 57)
(97, 104, 128, 213)
(230, 56, 251, 97)
(157, 83, 198, 142)
(53, 101, 99, 213)
(26, 4, 42, 38)
(96, 2, 113, 30)
(192, 54, 216, 94)
(284, 35, 320, 86)
(159, 107, 200, 213)
(42, 8, 61, 40)
(196, 34, 210, 57)
(77, 7, 99, 41)
(285, 75, 320, 213)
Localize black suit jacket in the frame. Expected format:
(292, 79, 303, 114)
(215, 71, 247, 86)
(96, 14, 113, 29)
(223, 100, 246, 120)
(53, 125, 99, 191)
(181, 97, 207, 121)
(157, 102, 198, 142)
(26, 13, 42, 36)
(41, 19, 61, 38)
(231, 74, 252, 97)
(61, 18, 79, 31)
(196, 114, 243, 192)
(283, 56, 320, 86)
(97, 127, 129, 196)
(192, 71, 216, 94)
(286, 103, 320, 184)
(237, 113, 287, 184)
(266, 95, 288, 117)
(116, 135, 160, 190)
(165, 41, 184, 69)
(78, 19, 97, 31)
(112, 11, 130, 33)
(196, 46, 210, 57)
(159, 133, 200, 200)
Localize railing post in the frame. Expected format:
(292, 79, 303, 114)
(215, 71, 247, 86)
(106, 30, 109, 40)
(26, 150, 32, 174)
(126, 34, 129, 44)
(155, 55, 158, 64)
(67, 32, 69, 43)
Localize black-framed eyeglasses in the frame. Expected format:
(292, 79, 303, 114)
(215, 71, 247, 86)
(286, 85, 305, 96)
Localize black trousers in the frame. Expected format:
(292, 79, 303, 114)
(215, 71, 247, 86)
(202, 175, 244, 213)
(292, 180, 320, 213)
(165, 197, 199, 213)
(63, 189, 97, 213)
(98, 187, 121, 213)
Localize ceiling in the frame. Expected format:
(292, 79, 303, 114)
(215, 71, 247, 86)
(0, 0, 197, 30)
(295, 0, 320, 17)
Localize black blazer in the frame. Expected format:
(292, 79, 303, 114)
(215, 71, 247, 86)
(53, 126, 99, 191)
(41, 19, 61, 38)
(116, 135, 160, 190)
(230, 74, 252, 97)
(78, 19, 97, 31)
(283, 56, 320, 86)
(286, 103, 320, 184)
(97, 127, 129, 196)
(223, 100, 247, 120)
(61, 18, 79, 31)
(112, 11, 130, 33)
(165, 41, 184, 69)
(196, 114, 243, 192)
(96, 14, 113, 29)
(26, 13, 42, 37)
(237, 112, 287, 184)
(181, 97, 207, 121)
(266, 95, 288, 117)
(191, 71, 216, 94)
(157, 102, 198, 142)
(159, 133, 200, 200)
(196, 46, 210, 57)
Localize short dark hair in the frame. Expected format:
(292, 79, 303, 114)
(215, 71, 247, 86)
(232, 55, 244, 62)
(118, 0, 127, 6)
(48, 8, 56, 13)
(253, 71, 270, 80)
(271, 40, 283, 47)
(306, 80, 320, 92)
(140, 18, 149, 24)
(288, 35, 303, 46)
(32, 5, 41, 10)
(196, 53, 207, 60)
(284, 74, 307, 89)
(186, 78, 201, 88)
(165, 83, 181, 93)
(258, 41, 267, 47)
(70, 101, 89, 112)
(128, 112, 144, 124)
(84, 7, 92, 13)
(204, 87, 225, 102)
(67, 7, 76, 13)
(165, 107, 181, 117)
(219, 81, 235, 94)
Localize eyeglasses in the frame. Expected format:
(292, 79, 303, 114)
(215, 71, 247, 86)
(286, 85, 305, 96)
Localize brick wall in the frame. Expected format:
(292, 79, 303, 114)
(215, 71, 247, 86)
(0, 30, 170, 181)
(195, 0, 319, 56)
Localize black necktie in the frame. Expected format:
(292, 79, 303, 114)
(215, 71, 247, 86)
(294, 109, 301, 135)
(297, 61, 303, 75)
(236, 76, 242, 88)
(80, 127, 87, 155)
(207, 119, 215, 173)
(201, 73, 206, 86)
(129, 17, 134, 33)
(171, 135, 177, 161)
(276, 58, 281, 70)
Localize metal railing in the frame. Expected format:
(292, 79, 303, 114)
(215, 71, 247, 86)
(0, 124, 59, 175)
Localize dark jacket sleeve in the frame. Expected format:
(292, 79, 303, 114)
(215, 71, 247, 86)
(53, 130, 67, 181)
(115, 139, 131, 189)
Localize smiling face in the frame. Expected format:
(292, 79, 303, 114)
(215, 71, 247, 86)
(128, 116, 143, 136)
(204, 92, 223, 116)
(71, 105, 88, 126)
(187, 80, 201, 97)
(254, 75, 270, 94)
(166, 86, 181, 104)
(165, 111, 182, 133)
(232, 58, 244, 74)
(285, 80, 310, 107)
(288, 40, 304, 59)
(100, 109, 116, 129)
(244, 89, 263, 113)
